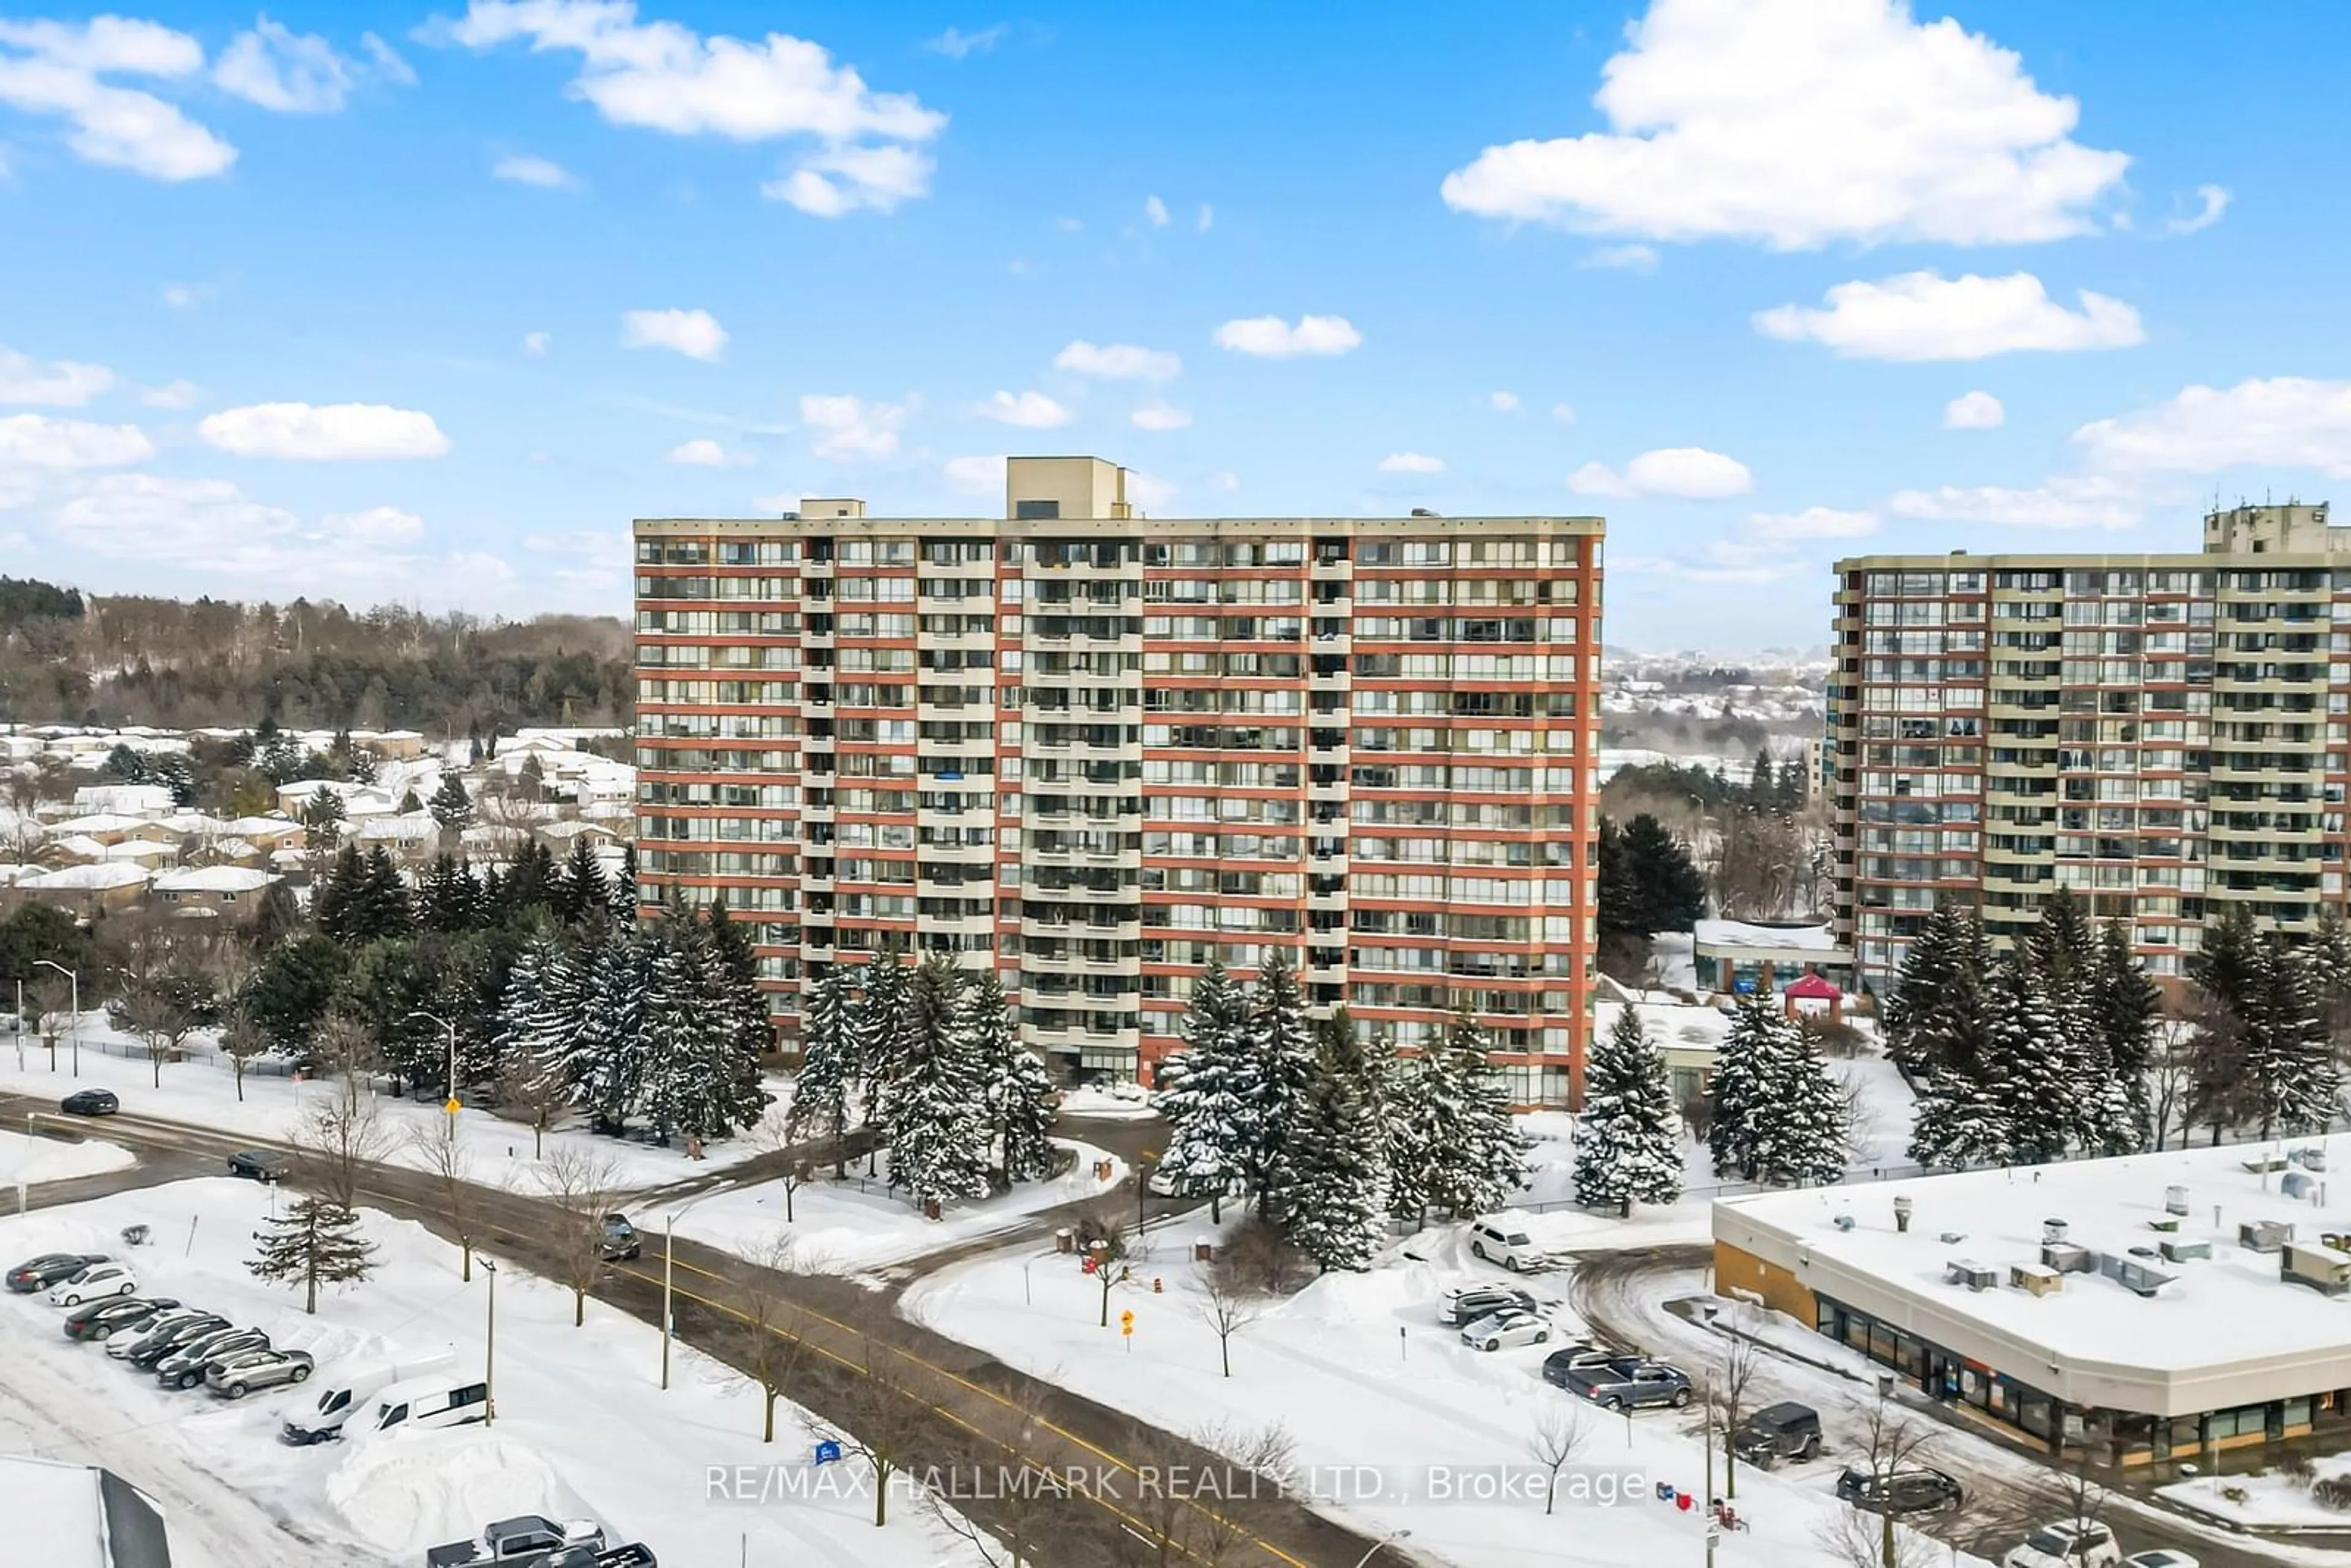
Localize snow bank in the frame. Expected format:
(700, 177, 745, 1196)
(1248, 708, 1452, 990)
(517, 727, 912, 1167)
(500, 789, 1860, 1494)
(0, 1128, 134, 1187)
(329, 1430, 591, 1557)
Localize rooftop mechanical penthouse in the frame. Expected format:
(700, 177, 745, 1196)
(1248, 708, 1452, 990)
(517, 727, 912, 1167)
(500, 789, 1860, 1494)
(634, 456, 1605, 1103)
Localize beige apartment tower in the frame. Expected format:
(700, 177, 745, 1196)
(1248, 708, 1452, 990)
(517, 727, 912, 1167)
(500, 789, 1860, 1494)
(634, 457, 1605, 1104)
(1830, 502, 2348, 994)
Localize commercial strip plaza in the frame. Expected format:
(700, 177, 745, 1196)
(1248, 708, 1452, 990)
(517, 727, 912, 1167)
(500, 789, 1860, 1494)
(1713, 1141, 2351, 1466)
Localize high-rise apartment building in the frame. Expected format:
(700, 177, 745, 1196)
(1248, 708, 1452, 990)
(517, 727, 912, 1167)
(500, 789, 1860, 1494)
(634, 457, 1603, 1105)
(1829, 502, 2347, 994)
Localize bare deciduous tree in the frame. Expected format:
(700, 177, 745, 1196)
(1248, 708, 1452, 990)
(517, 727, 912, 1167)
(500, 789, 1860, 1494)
(1529, 1406, 1586, 1516)
(1192, 1267, 1265, 1380)
(831, 1342, 931, 1529)
(407, 1124, 480, 1283)
(492, 1053, 569, 1160)
(295, 1015, 389, 1211)
(1818, 1395, 1949, 1568)
(1711, 1307, 1763, 1501)
(536, 1143, 623, 1327)
(1122, 1420, 1295, 1568)
(730, 1234, 816, 1443)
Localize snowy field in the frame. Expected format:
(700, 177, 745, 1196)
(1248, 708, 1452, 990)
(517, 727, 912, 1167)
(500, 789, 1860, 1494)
(902, 1218, 1982, 1568)
(1, 1125, 135, 1188)
(0, 1178, 970, 1567)
(649, 1139, 1128, 1278)
(0, 1013, 779, 1193)
(2161, 1454, 2351, 1530)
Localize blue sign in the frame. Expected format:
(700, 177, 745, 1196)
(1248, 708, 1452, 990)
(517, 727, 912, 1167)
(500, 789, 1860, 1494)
(814, 1439, 843, 1466)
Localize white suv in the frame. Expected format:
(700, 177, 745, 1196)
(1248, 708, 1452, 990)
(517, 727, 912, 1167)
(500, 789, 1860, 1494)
(2003, 1522, 2121, 1568)
(1467, 1218, 1545, 1272)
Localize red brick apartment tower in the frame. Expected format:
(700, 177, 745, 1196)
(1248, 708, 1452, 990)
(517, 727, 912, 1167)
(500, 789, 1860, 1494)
(634, 457, 1604, 1106)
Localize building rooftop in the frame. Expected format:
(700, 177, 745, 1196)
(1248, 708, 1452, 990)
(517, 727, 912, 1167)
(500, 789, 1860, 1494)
(1693, 919, 1840, 953)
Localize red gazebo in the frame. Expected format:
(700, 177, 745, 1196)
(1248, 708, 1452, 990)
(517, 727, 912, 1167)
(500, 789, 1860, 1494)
(1782, 970, 1843, 1024)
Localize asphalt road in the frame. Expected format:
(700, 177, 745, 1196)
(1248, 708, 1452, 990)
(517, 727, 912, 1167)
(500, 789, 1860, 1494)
(0, 1092, 1374, 1568)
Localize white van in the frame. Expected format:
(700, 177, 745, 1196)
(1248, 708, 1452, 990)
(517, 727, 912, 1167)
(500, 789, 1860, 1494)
(361, 1373, 490, 1438)
(281, 1349, 455, 1445)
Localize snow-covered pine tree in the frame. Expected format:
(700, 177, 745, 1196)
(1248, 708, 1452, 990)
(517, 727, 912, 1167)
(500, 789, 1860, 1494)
(1708, 990, 1790, 1181)
(1380, 1052, 1438, 1228)
(1282, 1015, 1389, 1272)
(1155, 956, 1254, 1221)
(556, 836, 610, 925)
(787, 964, 857, 1176)
(1421, 1011, 1531, 1220)
(2186, 902, 2261, 1139)
(852, 956, 910, 1133)
(1573, 1005, 1684, 1212)
(1982, 954, 2076, 1165)
(1242, 950, 1318, 1222)
(2088, 920, 2161, 1153)
(1907, 1057, 2014, 1170)
(607, 846, 639, 923)
(1881, 904, 1992, 1083)
(964, 969, 1057, 1185)
(248, 1195, 377, 1315)
(1758, 1020, 1853, 1187)
(2024, 898, 2115, 1158)
(2025, 888, 2096, 994)
(417, 854, 482, 933)
(637, 917, 771, 1141)
(565, 924, 651, 1131)
(428, 772, 474, 833)
(2245, 937, 2338, 1139)
(882, 954, 990, 1209)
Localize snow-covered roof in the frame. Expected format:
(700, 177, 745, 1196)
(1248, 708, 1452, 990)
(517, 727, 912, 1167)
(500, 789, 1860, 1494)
(539, 819, 617, 841)
(98, 841, 173, 863)
(0, 1457, 111, 1568)
(20, 863, 150, 891)
(159, 812, 230, 836)
(1594, 998, 1731, 1054)
(47, 814, 152, 836)
(1693, 919, 1841, 954)
(154, 866, 277, 894)
(224, 816, 302, 837)
(45, 835, 109, 861)
(350, 811, 438, 842)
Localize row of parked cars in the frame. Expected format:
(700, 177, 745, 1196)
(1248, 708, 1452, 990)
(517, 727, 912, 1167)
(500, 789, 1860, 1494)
(7, 1251, 313, 1398)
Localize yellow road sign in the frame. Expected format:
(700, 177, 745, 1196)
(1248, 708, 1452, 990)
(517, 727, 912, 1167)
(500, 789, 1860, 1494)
(444, 1098, 462, 1116)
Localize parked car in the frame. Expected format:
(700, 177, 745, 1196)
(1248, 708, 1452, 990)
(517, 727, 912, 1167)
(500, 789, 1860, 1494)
(7, 1252, 109, 1293)
(280, 1350, 457, 1445)
(58, 1089, 118, 1116)
(1835, 1465, 1964, 1515)
(157, 1327, 270, 1390)
(206, 1348, 316, 1399)
(599, 1214, 641, 1262)
(1466, 1218, 1551, 1272)
(62, 1295, 179, 1342)
(1539, 1343, 1622, 1387)
(47, 1261, 139, 1307)
(424, 1514, 605, 1566)
(1459, 1308, 1553, 1352)
(545, 1546, 658, 1568)
(1438, 1285, 1537, 1327)
(226, 1150, 291, 1182)
(116, 1311, 228, 1365)
(2120, 1554, 2198, 1568)
(365, 1375, 490, 1436)
(2002, 1521, 2122, 1568)
(1731, 1401, 1822, 1467)
(1565, 1359, 1693, 1411)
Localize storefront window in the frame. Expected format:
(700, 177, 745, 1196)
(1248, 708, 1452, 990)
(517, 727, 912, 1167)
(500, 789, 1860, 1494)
(2286, 1398, 2315, 1432)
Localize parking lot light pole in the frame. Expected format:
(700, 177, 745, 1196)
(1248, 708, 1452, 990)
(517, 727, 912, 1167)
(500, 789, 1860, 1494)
(482, 1258, 498, 1427)
(34, 961, 76, 1078)
(405, 1010, 459, 1126)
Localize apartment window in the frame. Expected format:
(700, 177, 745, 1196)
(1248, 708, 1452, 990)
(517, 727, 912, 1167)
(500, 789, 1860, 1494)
(1014, 500, 1061, 520)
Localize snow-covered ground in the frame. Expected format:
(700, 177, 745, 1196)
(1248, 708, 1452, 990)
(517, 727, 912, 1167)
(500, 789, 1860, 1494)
(1055, 1083, 1156, 1120)
(2161, 1455, 2351, 1531)
(1, 1126, 134, 1188)
(650, 1139, 1127, 1280)
(0, 1178, 970, 1567)
(0, 1014, 777, 1193)
(902, 1218, 1979, 1568)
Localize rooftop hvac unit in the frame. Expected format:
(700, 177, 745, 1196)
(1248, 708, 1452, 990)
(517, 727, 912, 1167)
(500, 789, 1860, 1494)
(2282, 1242, 2351, 1297)
(2241, 1220, 2295, 1254)
(2010, 1262, 2063, 1298)
(2098, 1252, 2177, 1299)
(1938, 1231, 1966, 1245)
(2159, 1237, 2212, 1264)
(1946, 1260, 1997, 1292)
(2292, 1146, 2328, 1172)
(2042, 1219, 2069, 1246)
(2284, 1171, 2319, 1201)
(2042, 1241, 2096, 1274)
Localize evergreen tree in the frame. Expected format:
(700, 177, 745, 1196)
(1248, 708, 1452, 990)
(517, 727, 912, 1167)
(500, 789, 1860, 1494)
(1881, 904, 1991, 1081)
(882, 955, 990, 1208)
(248, 1195, 377, 1315)
(1574, 1007, 1684, 1212)
(1382, 1053, 1440, 1227)
(1708, 991, 1790, 1181)
(358, 846, 413, 940)
(312, 845, 369, 944)
(418, 854, 482, 933)
(1908, 1057, 2015, 1170)
(1240, 951, 1318, 1221)
(1606, 814, 1708, 937)
(639, 917, 771, 1141)
(1283, 1016, 1389, 1272)
(966, 970, 1057, 1184)
(1419, 1012, 1531, 1218)
(2088, 920, 2161, 1153)
(852, 956, 910, 1147)
(2186, 903, 2262, 1140)
(428, 773, 474, 832)
(556, 836, 610, 925)
(607, 846, 639, 922)
(543, 927, 649, 1131)
(787, 964, 857, 1177)
(1156, 956, 1254, 1221)
(2245, 937, 2337, 1139)
(501, 840, 559, 918)
(1745, 749, 1774, 807)
(1981, 958, 2075, 1165)
(1760, 1022, 1853, 1187)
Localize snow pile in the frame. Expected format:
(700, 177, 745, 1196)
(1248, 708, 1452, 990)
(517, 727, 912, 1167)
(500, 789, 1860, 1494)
(1, 1129, 134, 1187)
(1057, 1084, 1157, 1120)
(329, 1430, 591, 1557)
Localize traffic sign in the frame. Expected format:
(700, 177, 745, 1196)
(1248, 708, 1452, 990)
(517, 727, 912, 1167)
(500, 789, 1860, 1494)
(444, 1098, 462, 1116)
(1119, 1310, 1135, 1336)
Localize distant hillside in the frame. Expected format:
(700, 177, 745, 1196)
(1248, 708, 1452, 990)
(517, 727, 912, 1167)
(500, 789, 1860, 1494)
(0, 576, 633, 734)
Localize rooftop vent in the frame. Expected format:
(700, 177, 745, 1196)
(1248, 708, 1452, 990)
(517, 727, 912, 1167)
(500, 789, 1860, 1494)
(2042, 1219, 2069, 1247)
(2165, 1185, 2190, 1217)
(2241, 1220, 2295, 1254)
(1946, 1260, 1997, 1292)
(2010, 1263, 2062, 1298)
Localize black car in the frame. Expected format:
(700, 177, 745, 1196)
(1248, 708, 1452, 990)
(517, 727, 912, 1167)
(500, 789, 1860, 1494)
(59, 1089, 119, 1116)
(64, 1295, 179, 1342)
(600, 1214, 641, 1262)
(226, 1150, 291, 1182)
(1731, 1400, 1823, 1467)
(1439, 1285, 1538, 1327)
(1539, 1343, 1624, 1387)
(6, 1253, 110, 1293)
(122, 1313, 230, 1368)
(1835, 1465, 1964, 1515)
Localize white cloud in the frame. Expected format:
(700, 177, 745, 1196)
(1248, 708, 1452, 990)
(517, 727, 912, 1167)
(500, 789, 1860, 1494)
(800, 393, 907, 460)
(521, 331, 551, 357)
(974, 389, 1071, 429)
(1054, 340, 1180, 381)
(197, 402, 451, 460)
(162, 283, 201, 309)
(138, 379, 201, 410)
(1143, 194, 1170, 228)
(923, 24, 1006, 59)
(0, 413, 152, 467)
(667, 438, 750, 467)
(942, 454, 1003, 495)
(1889, 479, 2140, 530)
(444, 1, 945, 214)
(1755, 271, 2145, 361)
(1196, 203, 1213, 232)
(1747, 505, 1879, 541)
(362, 33, 416, 86)
(1609, 544, 1802, 585)
(2169, 184, 2230, 236)
(1127, 472, 1176, 510)
(212, 18, 359, 113)
(0, 15, 235, 180)
(764, 141, 931, 216)
(1582, 244, 1658, 273)
(1439, 0, 2128, 250)
(1130, 402, 1191, 432)
(1943, 390, 2005, 430)
(493, 152, 579, 189)
(323, 504, 424, 542)
(621, 308, 727, 361)
(1568, 446, 1752, 500)
(1207, 470, 1239, 492)
(1489, 391, 1521, 414)
(2072, 378, 2351, 479)
(0, 345, 113, 406)
(1551, 403, 1576, 424)
(1378, 452, 1445, 474)
(1212, 315, 1362, 358)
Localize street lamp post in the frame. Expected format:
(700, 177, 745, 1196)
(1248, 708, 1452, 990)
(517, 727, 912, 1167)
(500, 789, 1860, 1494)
(1351, 1529, 1411, 1568)
(661, 1191, 719, 1390)
(33, 961, 77, 1078)
(405, 1009, 459, 1128)
(482, 1258, 499, 1428)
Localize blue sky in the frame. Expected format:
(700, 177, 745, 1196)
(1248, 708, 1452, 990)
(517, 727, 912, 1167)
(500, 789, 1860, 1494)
(2, 1, 2349, 648)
